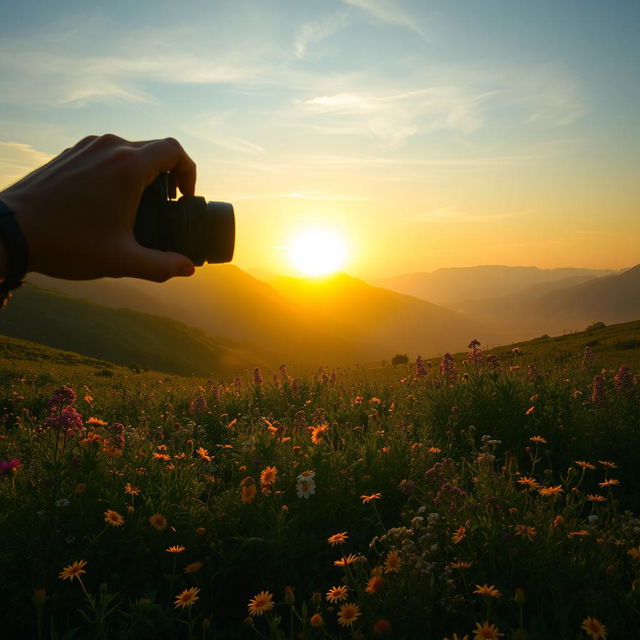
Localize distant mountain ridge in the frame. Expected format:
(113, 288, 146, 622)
(459, 264, 640, 340)
(376, 265, 617, 307)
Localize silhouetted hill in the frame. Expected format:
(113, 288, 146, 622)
(28, 266, 495, 366)
(267, 272, 497, 356)
(376, 265, 615, 307)
(0, 283, 268, 376)
(28, 268, 378, 367)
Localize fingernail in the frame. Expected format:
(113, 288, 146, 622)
(178, 264, 195, 277)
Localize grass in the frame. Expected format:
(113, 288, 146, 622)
(0, 329, 639, 639)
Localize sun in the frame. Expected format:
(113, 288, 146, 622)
(287, 227, 348, 277)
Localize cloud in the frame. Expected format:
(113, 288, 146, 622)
(209, 136, 267, 156)
(342, 0, 425, 37)
(296, 86, 488, 145)
(234, 190, 370, 201)
(0, 141, 53, 188)
(411, 207, 532, 223)
(294, 11, 349, 58)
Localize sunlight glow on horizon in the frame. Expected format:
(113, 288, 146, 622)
(287, 227, 348, 277)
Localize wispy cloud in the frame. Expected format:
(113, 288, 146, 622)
(296, 86, 490, 145)
(342, 0, 426, 37)
(411, 207, 532, 223)
(234, 190, 371, 201)
(294, 11, 349, 58)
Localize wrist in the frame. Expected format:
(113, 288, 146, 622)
(0, 198, 29, 300)
(0, 229, 7, 279)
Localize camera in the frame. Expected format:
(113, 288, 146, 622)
(133, 173, 235, 266)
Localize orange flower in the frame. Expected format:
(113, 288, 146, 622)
(361, 493, 382, 504)
(384, 550, 401, 573)
(365, 575, 384, 594)
(174, 587, 200, 609)
(152, 452, 171, 461)
(567, 530, 590, 538)
(529, 435, 547, 444)
(149, 513, 168, 530)
(328, 531, 349, 546)
(326, 585, 349, 603)
(525, 406, 535, 416)
(248, 591, 274, 616)
(452, 525, 466, 544)
(337, 603, 361, 627)
(86, 417, 107, 426)
(598, 460, 617, 469)
(514, 524, 537, 541)
(104, 509, 124, 527)
(184, 561, 203, 573)
(472, 621, 504, 639)
(260, 466, 278, 487)
(58, 560, 87, 582)
(196, 447, 212, 462)
(124, 482, 140, 496)
(538, 485, 563, 497)
(334, 554, 361, 567)
(473, 584, 501, 598)
(309, 613, 324, 627)
(581, 617, 607, 639)
(310, 424, 329, 444)
(166, 545, 186, 554)
(599, 478, 620, 488)
(450, 561, 472, 570)
(575, 460, 596, 470)
(627, 547, 640, 560)
(587, 494, 606, 502)
(241, 484, 257, 504)
(517, 476, 541, 490)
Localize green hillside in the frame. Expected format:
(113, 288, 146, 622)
(450, 319, 640, 370)
(0, 283, 267, 377)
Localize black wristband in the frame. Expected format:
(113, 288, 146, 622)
(0, 199, 29, 306)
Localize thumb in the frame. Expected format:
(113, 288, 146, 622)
(120, 243, 195, 282)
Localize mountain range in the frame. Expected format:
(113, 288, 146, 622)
(0, 263, 635, 376)
(376, 265, 616, 308)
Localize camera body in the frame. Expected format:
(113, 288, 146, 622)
(133, 173, 235, 266)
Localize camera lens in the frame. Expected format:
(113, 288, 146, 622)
(203, 201, 235, 265)
(182, 197, 235, 266)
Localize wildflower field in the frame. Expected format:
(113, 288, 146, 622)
(1, 335, 640, 639)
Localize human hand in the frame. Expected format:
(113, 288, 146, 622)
(0, 134, 197, 282)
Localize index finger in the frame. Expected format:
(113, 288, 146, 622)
(138, 138, 197, 197)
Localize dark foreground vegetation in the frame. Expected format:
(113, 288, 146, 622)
(1, 330, 639, 639)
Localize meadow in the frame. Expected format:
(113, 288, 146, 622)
(1, 332, 639, 639)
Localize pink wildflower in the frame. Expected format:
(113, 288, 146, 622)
(440, 353, 457, 384)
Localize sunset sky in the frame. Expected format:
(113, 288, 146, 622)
(0, 0, 638, 279)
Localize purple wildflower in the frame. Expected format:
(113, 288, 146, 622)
(48, 386, 77, 410)
(191, 396, 208, 413)
(614, 366, 633, 393)
(467, 340, 483, 368)
(0, 458, 21, 474)
(46, 406, 83, 435)
(440, 353, 457, 384)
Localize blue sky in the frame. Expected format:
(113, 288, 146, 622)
(1, 1, 638, 276)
